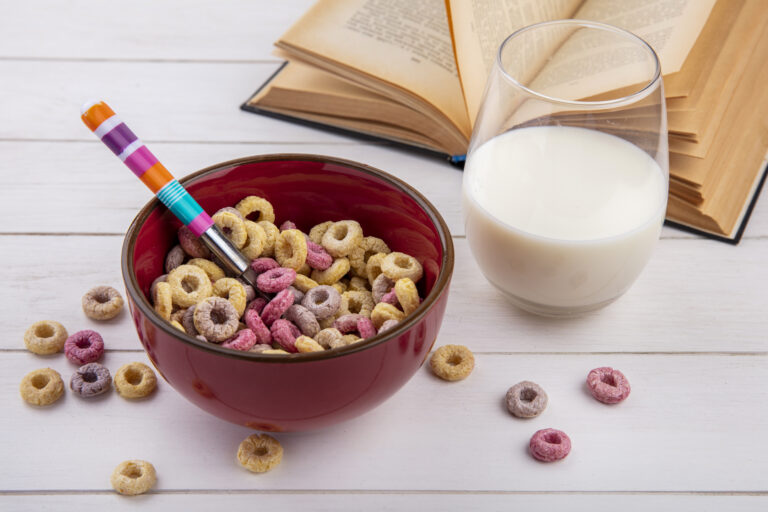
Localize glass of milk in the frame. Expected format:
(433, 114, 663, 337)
(463, 20, 668, 316)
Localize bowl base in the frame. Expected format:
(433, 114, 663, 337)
(491, 283, 620, 317)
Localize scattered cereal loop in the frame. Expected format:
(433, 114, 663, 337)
(586, 367, 631, 404)
(506, 381, 548, 418)
(430, 345, 474, 381)
(110, 460, 157, 495)
(64, 329, 105, 365)
(114, 362, 157, 399)
(237, 434, 283, 473)
(23, 320, 68, 355)
(20, 368, 64, 406)
(70, 362, 111, 398)
(82, 285, 124, 321)
(529, 428, 571, 462)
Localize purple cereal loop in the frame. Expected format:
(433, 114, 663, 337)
(178, 225, 211, 259)
(260, 289, 294, 326)
(586, 367, 631, 404)
(270, 319, 300, 353)
(164, 244, 186, 273)
(305, 239, 333, 270)
(380, 289, 399, 306)
(222, 329, 257, 351)
(64, 330, 105, 365)
(69, 362, 111, 397)
(245, 298, 267, 316)
(244, 307, 272, 345)
(250, 257, 280, 275)
(372, 274, 395, 303)
(379, 319, 399, 333)
(287, 286, 304, 304)
(529, 428, 571, 462)
(334, 314, 364, 334)
(301, 285, 341, 320)
(256, 267, 297, 293)
(193, 297, 239, 343)
(357, 317, 377, 338)
(237, 278, 257, 303)
(149, 274, 167, 299)
(279, 220, 297, 231)
(181, 305, 198, 336)
(284, 304, 320, 337)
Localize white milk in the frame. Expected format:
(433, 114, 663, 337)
(462, 125, 667, 314)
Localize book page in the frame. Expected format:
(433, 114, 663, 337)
(447, 0, 583, 125)
(277, 0, 470, 136)
(448, 0, 715, 126)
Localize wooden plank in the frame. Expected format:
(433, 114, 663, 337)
(0, 0, 313, 61)
(2, 351, 767, 492)
(0, 61, 351, 143)
(1, 237, 766, 353)
(3, 139, 761, 238)
(1, 493, 766, 511)
(0, 141, 463, 236)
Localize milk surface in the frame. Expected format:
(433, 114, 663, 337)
(462, 126, 667, 313)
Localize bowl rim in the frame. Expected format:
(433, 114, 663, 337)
(122, 153, 455, 363)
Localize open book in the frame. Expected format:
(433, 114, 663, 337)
(242, 0, 768, 243)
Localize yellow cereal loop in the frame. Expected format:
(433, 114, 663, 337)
(321, 220, 363, 258)
(395, 278, 420, 315)
(235, 195, 275, 223)
(340, 334, 362, 345)
(365, 252, 387, 285)
(311, 257, 350, 285)
(19, 368, 64, 406)
(275, 229, 308, 270)
(110, 460, 157, 495)
(167, 264, 213, 308)
(114, 362, 158, 399)
(213, 278, 247, 317)
(381, 252, 423, 283)
(293, 274, 319, 293)
(296, 262, 312, 276)
(318, 316, 336, 330)
(350, 236, 391, 276)
(430, 345, 475, 381)
(262, 349, 290, 354)
(308, 221, 333, 244)
(331, 283, 345, 295)
(237, 434, 283, 473)
(188, 258, 226, 282)
(339, 290, 375, 317)
(241, 220, 267, 260)
(371, 302, 405, 329)
(349, 276, 370, 292)
(23, 320, 68, 355)
(153, 281, 173, 320)
(258, 221, 279, 257)
(212, 210, 248, 249)
(170, 320, 185, 332)
(295, 335, 324, 353)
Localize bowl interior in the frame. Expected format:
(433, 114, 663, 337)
(129, 155, 447, 343)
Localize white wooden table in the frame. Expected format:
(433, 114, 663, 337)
(2, 1, 767, 510)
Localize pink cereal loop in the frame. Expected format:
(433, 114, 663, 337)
(245, 298, 267, 316)
(305, 240, 333, 270)
(356, 317, 377, 338)
(380, 289, 399, 306)
(333, 314, 364, 334)
(279, 220, 297, 231)
(260, 289, 294, 326)
(244, 307, 272, 345)
(64, 330, 105, 365)
(270, 319, 300, 353)
(256, 267, 296, 293)
(250, 257, 280, 275)
(586, 367, 631, 404)
(222, 329, 257, 351)
(529, 428, 571, 462)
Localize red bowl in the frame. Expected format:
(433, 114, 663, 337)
(121, 154, 454, 431)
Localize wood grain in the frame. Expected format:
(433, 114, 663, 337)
(2, 351, 767, 492)
(2, 236, 765, 353)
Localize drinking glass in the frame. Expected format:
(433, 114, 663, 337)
(462, 20, 668, 316)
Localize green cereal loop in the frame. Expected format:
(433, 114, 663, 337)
(23, 320, 68, 355)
